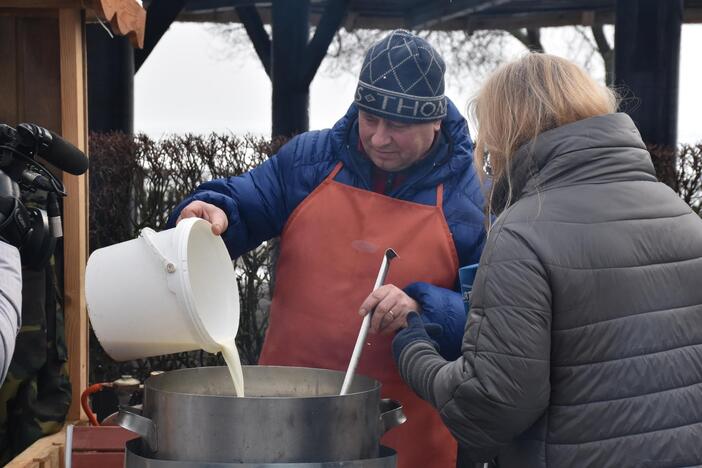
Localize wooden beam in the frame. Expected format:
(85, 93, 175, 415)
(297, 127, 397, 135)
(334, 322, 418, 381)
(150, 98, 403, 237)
(235, 5, 271, 78)
(180, 0, 260, 10)
(302, 0, 348, 86)
(464, 9, 614, 30)
(134, 0, 187, 72)
(0, 0, 79, 7)
(409, 0, 513, 29)
(59, 6, 89, 422)
(176, 5, 621, 30)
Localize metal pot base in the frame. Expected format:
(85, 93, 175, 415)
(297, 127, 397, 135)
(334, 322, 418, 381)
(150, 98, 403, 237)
(125, 439, 397, 468)
(118, 366, 405, 463)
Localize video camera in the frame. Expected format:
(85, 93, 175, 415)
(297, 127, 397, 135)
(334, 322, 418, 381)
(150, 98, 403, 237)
(0, 123, 89, 269)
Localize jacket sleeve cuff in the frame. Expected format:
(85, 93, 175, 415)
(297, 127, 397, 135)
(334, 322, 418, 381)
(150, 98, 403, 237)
(404, 282, 467, 361)
(398, 340, 448, 406)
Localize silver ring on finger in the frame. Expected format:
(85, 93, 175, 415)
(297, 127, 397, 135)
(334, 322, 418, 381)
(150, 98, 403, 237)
(387, 310, 395, 320)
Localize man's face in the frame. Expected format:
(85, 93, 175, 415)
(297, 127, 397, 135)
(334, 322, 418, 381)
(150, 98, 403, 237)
(358, 110, 441, 172)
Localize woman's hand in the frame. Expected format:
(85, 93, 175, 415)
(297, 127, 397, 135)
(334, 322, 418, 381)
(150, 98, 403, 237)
(358, 284, 421, 335)
(177, 201, 228, 235)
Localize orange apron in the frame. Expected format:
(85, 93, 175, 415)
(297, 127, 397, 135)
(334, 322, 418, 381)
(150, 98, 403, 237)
(259, 162, 459, 468)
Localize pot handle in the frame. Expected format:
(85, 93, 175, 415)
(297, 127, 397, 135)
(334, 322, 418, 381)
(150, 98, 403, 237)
(378, 398, 407, 435)
(113, 407, 158, 453)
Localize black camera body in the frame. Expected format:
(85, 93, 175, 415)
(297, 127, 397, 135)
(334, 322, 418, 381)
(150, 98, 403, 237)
(0, 123, 88, 269)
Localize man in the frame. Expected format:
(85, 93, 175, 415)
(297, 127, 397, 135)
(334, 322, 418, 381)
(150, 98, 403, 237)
(0, 191, 71, 464)
(171, 30, 485, 468)
(0, 184, 23, 387)
(0, 240, 21, 386)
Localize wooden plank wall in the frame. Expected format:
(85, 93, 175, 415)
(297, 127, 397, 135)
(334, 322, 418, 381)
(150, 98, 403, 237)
(0, 6, 88, 422)
(0, 9, 62, 128)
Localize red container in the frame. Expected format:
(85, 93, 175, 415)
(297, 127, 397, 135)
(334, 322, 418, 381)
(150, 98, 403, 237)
(70, 425, 138, 468)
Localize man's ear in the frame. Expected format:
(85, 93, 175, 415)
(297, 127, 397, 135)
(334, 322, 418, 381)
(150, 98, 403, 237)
(433, 120, 442, 132)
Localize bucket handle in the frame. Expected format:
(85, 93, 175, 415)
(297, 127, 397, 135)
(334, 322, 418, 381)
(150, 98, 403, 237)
(140, 228, 177, 274)
(378, 398, 406, 435)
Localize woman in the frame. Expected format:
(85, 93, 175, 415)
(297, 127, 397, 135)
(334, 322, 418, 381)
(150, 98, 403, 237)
(392, 54, 702, 467)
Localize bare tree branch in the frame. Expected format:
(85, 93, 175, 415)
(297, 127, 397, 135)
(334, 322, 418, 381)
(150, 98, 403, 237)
(591, 25, 614, 85)
(508, 28, 544, 52)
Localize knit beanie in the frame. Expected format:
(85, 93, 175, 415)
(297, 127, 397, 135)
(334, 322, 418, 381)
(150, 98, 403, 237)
(354, 30, 447, 123)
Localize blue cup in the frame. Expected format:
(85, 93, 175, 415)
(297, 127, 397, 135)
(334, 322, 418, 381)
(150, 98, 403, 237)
(459, 263, 479, 314)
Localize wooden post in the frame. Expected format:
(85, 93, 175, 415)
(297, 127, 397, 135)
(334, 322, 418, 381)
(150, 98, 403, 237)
(269, 0, 348, 138)
(271, 0, 310, 138)
(59, 6, 89, 421)
(615, 0, 683, 188)
(87, 24, 135, 134)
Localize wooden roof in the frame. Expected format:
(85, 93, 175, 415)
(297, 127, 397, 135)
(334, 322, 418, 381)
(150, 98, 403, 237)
(172, 0, 702, 30)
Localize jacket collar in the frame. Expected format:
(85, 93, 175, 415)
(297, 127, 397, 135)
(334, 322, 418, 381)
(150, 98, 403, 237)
(490, 113, 657, 216)
(329, 99, 474, 192)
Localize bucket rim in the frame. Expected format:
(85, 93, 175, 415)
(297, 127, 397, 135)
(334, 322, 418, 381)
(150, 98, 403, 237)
(173, 217, 240, 353)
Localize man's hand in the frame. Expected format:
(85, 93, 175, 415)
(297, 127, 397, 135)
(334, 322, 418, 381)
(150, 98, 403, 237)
(358, 284, 421, 335)
(177, 201, 228, 235)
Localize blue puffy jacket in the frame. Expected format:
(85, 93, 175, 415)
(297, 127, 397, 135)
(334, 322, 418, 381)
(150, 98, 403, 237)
(169, 100, 486, 359)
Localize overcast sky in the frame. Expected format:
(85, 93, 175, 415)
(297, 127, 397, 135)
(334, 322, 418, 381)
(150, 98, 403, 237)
(135, 23, 702, 144)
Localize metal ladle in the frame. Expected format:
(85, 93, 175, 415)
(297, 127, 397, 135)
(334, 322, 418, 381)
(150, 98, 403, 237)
(340, 248, 398, 395)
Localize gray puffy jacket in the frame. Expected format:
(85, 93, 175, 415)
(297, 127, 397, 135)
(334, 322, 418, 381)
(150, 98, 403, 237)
(398, 113, 702, 467)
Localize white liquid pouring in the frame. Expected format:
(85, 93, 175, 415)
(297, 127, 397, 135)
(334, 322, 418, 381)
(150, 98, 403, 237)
(219, 338, 245, 397)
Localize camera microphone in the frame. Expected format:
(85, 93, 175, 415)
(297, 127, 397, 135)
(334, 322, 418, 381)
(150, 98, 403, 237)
(46, 131, 89, 175)
(0, 121, 82, 268)
(16, 124, 89, 176)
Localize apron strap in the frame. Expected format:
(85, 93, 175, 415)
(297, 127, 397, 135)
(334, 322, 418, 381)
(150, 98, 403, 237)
(436, 184, 444, 207)
(327, 162, 344, 181)
(328, 162, 444, 209)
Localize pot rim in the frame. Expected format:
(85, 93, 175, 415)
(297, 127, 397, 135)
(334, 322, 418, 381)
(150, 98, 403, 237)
(144, 365, 381, 400)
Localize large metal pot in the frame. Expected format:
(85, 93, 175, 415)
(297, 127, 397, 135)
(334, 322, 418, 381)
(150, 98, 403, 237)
(115, 366, 405, 464)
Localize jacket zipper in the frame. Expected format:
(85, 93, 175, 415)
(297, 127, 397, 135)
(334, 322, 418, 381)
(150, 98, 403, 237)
(384, 173, 396, 195)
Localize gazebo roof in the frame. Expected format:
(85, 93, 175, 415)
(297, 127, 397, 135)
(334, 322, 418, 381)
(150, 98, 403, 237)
(174, 0, 702, 30)
(132, 0, 696, 143)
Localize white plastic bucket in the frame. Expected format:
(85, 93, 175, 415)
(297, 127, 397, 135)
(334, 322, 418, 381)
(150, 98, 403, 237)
(85, 217, 240, 361)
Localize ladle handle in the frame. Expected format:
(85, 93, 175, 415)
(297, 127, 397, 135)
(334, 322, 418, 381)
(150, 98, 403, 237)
(339, 313, 371, 395)
(340, 248, 397, 395)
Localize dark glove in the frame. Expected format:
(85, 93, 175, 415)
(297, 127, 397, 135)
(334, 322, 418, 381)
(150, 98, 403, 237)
(392, 312, 443, 364)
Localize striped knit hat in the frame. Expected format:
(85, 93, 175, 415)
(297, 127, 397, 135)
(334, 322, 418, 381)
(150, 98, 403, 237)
(354, 30, 447, 123)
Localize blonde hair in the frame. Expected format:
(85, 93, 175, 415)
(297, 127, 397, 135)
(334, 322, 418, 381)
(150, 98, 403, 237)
(470, 53, 618, 215)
